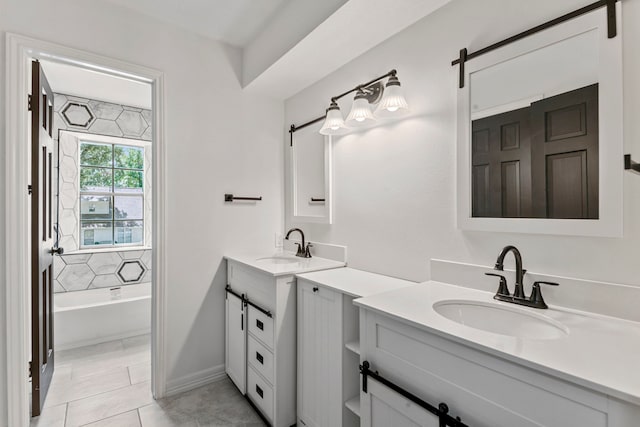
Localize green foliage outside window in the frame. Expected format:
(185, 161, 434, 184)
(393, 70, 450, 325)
(79, 142, 145, 247)
(80, 143, 144, 191)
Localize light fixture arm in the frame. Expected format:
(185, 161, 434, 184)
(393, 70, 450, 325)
(289, 69, 397, 145)
(330, 69, 397, 103)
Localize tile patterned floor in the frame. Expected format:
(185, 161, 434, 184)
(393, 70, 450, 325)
(31, 335, 265, 427)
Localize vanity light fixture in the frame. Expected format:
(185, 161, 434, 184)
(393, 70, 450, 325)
(319, 101, 350, 135)
(375, 75, 409, 117)
(345, 88, 378, 127)
(293, 69, 408, 143)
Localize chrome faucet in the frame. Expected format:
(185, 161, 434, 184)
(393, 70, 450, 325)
(485, 245, 559, 309)
(285, 228, 312, 258)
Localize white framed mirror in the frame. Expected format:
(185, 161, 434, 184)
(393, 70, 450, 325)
(291, 124, 332, 224)
(456, 6, 623, 237)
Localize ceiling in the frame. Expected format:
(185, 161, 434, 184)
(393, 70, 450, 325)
(40, 60, 152, 109)
(87, 0, 453, 100)
(100, 0, 289, 47)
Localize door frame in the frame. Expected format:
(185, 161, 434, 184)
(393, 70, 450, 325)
(5, 33, 168, 426)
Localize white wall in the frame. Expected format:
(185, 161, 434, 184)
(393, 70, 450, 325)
(242, 0, 348, 87)
(285, 0, 640, 286)
(0, 0, 284, 423)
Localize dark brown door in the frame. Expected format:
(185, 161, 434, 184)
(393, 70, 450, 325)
(31, 60, 57, 417)
(530, 84, 599, 219)
(472, 107, 532, 217)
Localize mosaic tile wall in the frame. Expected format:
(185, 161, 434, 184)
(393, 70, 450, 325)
(53, 94, 152, 141)
(54, 250, 152, 292)
(53, 94, 152, 293)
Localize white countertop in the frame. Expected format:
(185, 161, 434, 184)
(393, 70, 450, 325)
(296, 267, 415, 298)
(354, 281, 640, 405)
(224, 252, 345, 277)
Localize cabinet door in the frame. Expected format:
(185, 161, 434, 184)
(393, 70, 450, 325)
(226, 292, 246, 394)
(361, 379, 439, 427)
(297, 281, 342, 427)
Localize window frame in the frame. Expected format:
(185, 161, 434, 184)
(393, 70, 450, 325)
(79, 140, 145, 248)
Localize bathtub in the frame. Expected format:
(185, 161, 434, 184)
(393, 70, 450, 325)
(54, 283, 151, 350)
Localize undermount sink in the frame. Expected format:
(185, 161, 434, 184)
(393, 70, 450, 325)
(255, 255, 300, 265)
(433, 300, 569, 340)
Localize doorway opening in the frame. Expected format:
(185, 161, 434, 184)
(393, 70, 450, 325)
(5, 33, 167, 427)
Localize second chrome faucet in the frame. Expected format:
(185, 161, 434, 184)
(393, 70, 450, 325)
(485, 245, 558, 309)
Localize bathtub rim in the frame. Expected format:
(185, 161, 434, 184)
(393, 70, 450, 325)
(54, 283, 152, 312)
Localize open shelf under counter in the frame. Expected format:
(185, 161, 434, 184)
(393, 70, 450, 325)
(345, 340, 360, 355)
(296, 267, 415, 427)
(345, 395, 361, 417)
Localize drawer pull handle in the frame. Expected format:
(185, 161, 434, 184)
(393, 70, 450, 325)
(313, 287, 319, 292)
(256, 319, 264, 330)
(256, 352, 264, 364)
(256, 384, 263, 398)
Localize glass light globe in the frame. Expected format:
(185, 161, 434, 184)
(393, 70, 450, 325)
(345, 90, 376, 127)
(319, 102, 349, 135)
(375, 76, 409, 117)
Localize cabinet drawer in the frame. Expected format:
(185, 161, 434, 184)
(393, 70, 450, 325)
(227, 260, 276, 311)
(248, 366, 274, 423)
(248, 305, 274, 350)
(248, 335, 274, 385)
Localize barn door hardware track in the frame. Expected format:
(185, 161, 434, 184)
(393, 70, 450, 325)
(360, 361, 468, 427)
(451, 0, 620, 88)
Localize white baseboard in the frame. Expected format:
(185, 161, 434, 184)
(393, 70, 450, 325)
(165, 364, 227, 397)
(55, 328, 151, 351)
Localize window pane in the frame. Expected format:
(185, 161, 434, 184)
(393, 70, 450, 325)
(80, 142, 112, 167)
(114, 196, 143, 220)
(114, 221, 143, 245)
(114, 145, 144, 170)
(80, 195, 112, 220)
(114, 170, 143, 193)
(80, 221, 113, 246)
(80, 167, 112, 192)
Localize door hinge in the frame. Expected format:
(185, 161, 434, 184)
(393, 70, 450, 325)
(28, 185, 33, 195)
(28, 94, 32, 111)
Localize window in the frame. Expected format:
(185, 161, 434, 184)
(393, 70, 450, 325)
(79, 141, 144, 247)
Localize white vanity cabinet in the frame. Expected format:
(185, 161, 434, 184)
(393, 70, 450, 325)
(296, 268, 414, 427)
(360, 378, 436, 427)
(297, 280, 345, 427)
(225, 259, 297, 427)
(224, 254, 345, 427)
(357, 307, 640, 427)
(225, 291, 246, 394)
